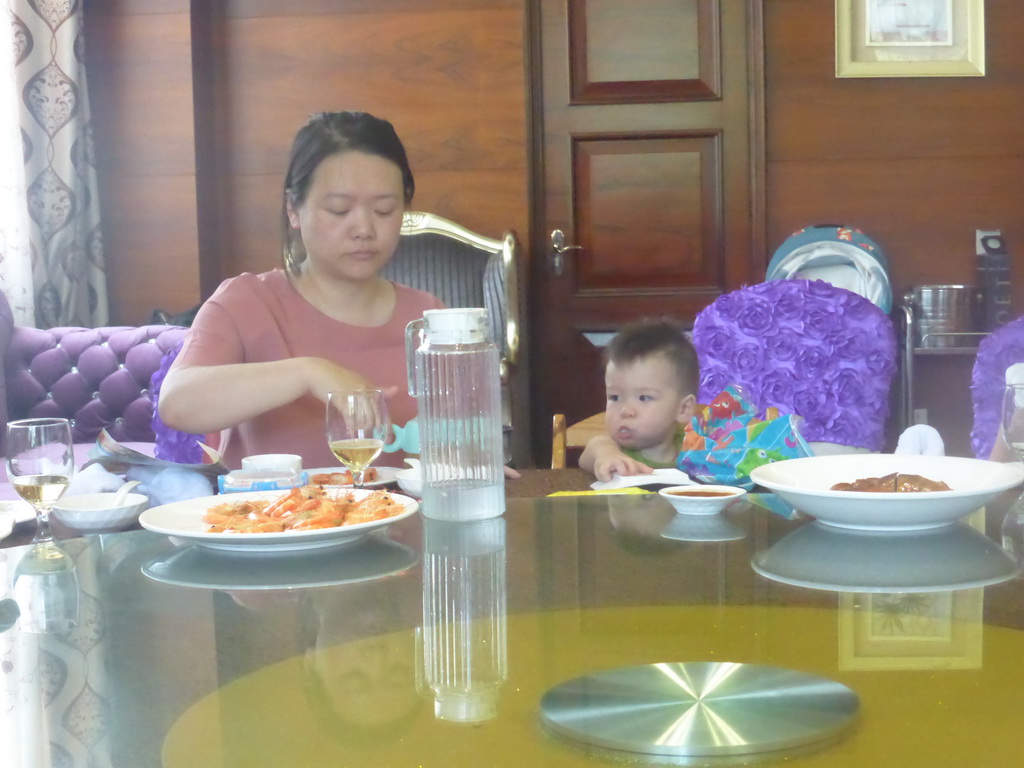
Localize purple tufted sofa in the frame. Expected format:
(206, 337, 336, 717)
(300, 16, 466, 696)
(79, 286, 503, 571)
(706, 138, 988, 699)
(0, 291, 188, 454)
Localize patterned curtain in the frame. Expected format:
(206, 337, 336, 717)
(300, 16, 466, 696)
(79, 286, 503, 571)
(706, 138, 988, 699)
(1, 0, 107, 328)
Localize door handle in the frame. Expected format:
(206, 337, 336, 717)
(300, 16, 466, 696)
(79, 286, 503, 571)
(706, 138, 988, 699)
(550, 229, 582, 277)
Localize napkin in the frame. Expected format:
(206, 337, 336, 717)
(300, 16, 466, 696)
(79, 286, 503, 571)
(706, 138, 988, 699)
(894, 424, 945, 456)
(549, 487, 651, 497)
(590, 468, 697, 491)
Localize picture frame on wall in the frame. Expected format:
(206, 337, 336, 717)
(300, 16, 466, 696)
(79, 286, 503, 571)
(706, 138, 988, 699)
(835, 0, 985, 77)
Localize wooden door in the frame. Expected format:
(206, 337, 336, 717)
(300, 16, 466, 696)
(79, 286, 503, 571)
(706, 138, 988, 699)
(528, 0, 765, 462)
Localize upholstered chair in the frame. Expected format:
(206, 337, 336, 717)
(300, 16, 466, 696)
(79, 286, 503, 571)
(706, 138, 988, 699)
(5, 324, 188, 445)
(382, 211, 523, 461)
(692, 279, 898, 453)
(970, 315, 1024, 459)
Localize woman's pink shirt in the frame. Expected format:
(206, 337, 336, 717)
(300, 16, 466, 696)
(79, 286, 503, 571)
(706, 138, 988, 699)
(174, 269, 444, 469)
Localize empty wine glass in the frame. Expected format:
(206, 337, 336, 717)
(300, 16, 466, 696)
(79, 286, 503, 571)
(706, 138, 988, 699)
(326, 390, 390, 489)
(6, 417, 75, 543)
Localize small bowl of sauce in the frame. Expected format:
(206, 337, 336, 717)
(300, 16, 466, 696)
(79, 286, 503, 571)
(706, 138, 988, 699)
(658, 484, 747, 515)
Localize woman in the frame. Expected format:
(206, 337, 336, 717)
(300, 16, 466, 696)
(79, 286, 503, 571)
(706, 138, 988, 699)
(158, 111, 444, 469)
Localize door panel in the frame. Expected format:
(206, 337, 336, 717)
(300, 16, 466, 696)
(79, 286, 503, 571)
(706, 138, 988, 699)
(571, 0, 718, 102)
(529, 0, 764, 462)
(577, 134, 721, 290)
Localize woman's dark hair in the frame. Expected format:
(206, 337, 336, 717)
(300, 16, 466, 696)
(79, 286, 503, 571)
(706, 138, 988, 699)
(281, 111, 415, 270)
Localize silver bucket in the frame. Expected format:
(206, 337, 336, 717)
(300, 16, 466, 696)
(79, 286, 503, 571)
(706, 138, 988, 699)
(910, 285, 981, 348)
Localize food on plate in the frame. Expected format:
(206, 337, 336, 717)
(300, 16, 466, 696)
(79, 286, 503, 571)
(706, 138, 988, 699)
(203, 485, 402, 533)
(310, 467, 379, 485)
(830, 473, 952, 493)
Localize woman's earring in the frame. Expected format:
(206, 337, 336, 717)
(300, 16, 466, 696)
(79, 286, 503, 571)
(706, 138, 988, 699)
(285, 235, 306, 272)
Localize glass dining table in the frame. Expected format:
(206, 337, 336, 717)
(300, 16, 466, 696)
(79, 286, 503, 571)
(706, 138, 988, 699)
(1, 468, 1022, 767)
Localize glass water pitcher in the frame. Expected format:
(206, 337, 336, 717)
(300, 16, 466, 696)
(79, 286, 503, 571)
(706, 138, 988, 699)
(406, 308, 505, 520)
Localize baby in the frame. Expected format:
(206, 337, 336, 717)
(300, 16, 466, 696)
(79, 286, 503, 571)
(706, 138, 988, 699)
(580, 318, 699, 482)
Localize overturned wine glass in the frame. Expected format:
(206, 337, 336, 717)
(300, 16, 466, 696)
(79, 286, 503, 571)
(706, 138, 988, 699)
(12, 540, 79, 634)
(999, 375, 1024, 563)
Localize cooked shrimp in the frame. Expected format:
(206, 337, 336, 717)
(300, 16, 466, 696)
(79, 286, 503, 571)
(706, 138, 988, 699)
(345, 492, 401, 525)
(204, 486, 404, 533)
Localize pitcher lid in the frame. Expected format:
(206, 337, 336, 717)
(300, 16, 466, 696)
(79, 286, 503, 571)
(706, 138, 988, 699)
(423, 308, 489, 344)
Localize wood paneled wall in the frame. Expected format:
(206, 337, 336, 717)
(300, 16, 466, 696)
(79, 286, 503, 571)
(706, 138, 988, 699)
(763, 0, 1024, 455)
(764, 0, 1024, 304)
(88, 0, 1024, 456)
(90, 0, 1024, 317)
(87, 0, 527, 325)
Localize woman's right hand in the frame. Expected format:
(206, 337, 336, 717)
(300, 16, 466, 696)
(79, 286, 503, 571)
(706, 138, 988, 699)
(160, 356, 398, 435)
(301, 357, 400, 403)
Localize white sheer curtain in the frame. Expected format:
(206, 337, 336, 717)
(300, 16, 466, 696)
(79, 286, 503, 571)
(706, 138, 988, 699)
(0, 0, 108, 328)
(0, 2, 34, 326)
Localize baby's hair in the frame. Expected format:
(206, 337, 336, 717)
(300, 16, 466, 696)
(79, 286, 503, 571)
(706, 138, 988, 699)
(604, 317, 699, 396)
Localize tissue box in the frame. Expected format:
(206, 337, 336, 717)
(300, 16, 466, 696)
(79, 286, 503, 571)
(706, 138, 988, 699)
(217, 470, 307, 494)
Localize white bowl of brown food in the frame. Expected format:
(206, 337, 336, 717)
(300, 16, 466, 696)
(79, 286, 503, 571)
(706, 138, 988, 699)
(749, 454, 1024, 531)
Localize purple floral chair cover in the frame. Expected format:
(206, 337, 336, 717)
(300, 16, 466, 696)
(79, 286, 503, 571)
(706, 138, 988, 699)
(150, 340, 205, 464)
(692, 279, 898, 452)
(970, 316, 1024, 459)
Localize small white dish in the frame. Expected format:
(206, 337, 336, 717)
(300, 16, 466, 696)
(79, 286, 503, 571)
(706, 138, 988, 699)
(658, 485, 747, 515)
(0, 500, 34, 525)
(0, 510, 14, 542)
(52, 492, 149, 534)
(0, 501, 34, 528)
(242, 453, 303, 474)
(396, 466, 422, 498)
(749, 454, 1024, 531)
(305, 466, 401, 489)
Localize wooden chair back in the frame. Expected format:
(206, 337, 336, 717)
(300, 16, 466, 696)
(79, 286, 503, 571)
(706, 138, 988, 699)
(551, 412, 606, 469)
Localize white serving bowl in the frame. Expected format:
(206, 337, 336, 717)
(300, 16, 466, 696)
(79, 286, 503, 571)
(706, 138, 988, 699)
(658, 485, 747, 515)
(52, 492, 149, 534)
(749, 454, 1024, 531)
(396, 467, 422, 498)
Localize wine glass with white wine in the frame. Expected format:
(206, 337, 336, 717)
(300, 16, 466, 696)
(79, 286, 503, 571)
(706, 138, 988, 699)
(326, 389, 390, 489)
(6, 417, 74, 544)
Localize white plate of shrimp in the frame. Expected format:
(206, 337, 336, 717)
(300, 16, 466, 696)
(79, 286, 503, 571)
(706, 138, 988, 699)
(139, 486, 418, 552)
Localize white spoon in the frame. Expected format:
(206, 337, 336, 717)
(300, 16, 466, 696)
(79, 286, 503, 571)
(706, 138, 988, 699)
(111, 480, 141, 507)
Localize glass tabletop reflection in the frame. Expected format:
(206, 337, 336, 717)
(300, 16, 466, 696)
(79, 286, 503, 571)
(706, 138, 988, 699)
(1, 488, 1022, 767)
